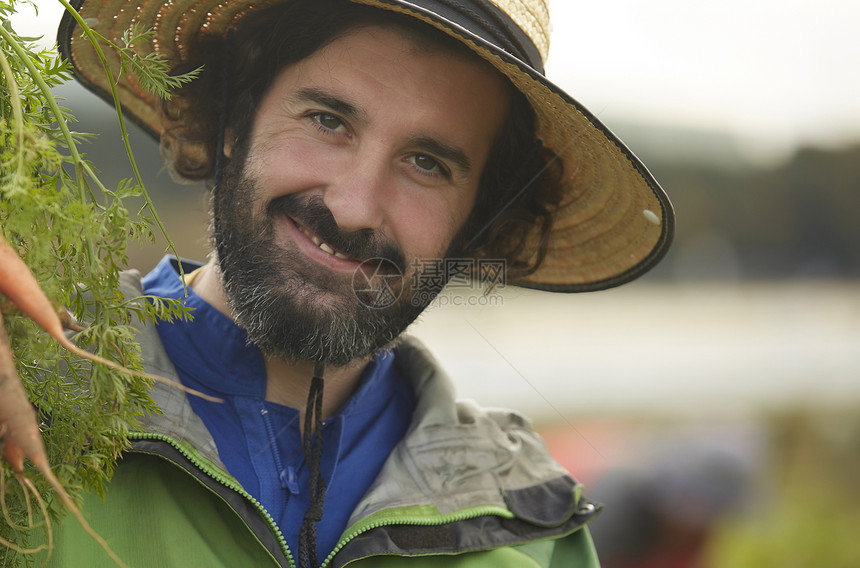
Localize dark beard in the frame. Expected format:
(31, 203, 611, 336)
(211, 164, 448, 367)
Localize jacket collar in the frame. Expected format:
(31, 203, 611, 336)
(351, 336, 579, 525)
(123, 269, 587, 531)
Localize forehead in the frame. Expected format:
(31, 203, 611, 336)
(258, 24, 511, 142)
(360, 15, 482, 61)
(268, 15, 513, 104)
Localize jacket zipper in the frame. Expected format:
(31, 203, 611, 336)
(128, 431, 296, 568)
(130, 432, 518, 568)
(321, 505, 514, 568)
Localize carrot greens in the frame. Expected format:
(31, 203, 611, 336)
(0, 1, 199, 564)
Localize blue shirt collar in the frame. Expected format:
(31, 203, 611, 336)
(141, 255, 396, 411)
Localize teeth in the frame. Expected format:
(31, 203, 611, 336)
(298, 224, 350, 260)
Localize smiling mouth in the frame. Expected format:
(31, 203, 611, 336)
(292, 219, 358, 262)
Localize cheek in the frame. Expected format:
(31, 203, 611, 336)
(391, 190, 476, 261)
(246, 137, 344, 193)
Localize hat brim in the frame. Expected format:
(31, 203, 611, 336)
(57, 0, 674, 293)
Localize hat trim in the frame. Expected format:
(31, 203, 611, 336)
(384, 0, 544, 72)
(372, 1, 674, 291)
(57, 0, 164, 141)
(57, 0, 675, 293)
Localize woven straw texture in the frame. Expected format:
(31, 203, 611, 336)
(61, 0, 673, 292)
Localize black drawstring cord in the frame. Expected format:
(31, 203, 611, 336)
(213, 30, 326, 565)
(298, 360, 326, 568)
(211, 27, 325, 567)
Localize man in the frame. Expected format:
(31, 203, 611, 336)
(53, 0, 673, 566)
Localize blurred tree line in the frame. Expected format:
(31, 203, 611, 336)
(645, 143, 860, 281)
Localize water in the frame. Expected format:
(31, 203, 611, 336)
(408, 280, 860, 419)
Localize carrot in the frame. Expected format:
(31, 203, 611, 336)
(0, 232, 220, 403)
(0, 232, 218, 565)
(0, 309, 128, 567)
(0, 314, 42, 475)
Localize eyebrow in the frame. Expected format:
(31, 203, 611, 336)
(291, 87, 364, 122)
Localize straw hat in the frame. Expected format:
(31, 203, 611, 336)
(57, 0, 674, 293)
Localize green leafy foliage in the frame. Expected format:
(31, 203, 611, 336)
(117, 23, 202, 100)
(0, 2, 196, 564)
(704, 411, 860, 567)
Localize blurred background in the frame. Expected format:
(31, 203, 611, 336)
(11, 0, 860, 565)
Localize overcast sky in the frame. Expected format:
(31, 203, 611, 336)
(11, 0, 860, 162)
(546, 0, 860, 159)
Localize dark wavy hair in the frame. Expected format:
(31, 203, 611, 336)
(160, 0, 562, 279)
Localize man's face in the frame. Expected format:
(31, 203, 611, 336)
(214, 25, 510, 365)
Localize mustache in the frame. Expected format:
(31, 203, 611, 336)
(268, 194, 407, 272)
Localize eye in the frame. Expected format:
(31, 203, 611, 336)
(409, 154, 448, 177)
(310, 112, 346, 133)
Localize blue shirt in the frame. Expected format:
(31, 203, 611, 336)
(142, 256, 415, 561)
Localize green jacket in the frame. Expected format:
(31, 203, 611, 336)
(44, 271, 601, 567)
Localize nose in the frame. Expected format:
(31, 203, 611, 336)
(322, 152, 391, 233)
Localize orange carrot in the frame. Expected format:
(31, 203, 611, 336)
(0, 316, 42, 475)
(0, 231, 216, 564)
(0, 232, 220, 403)
(0, 309, 127, 567)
